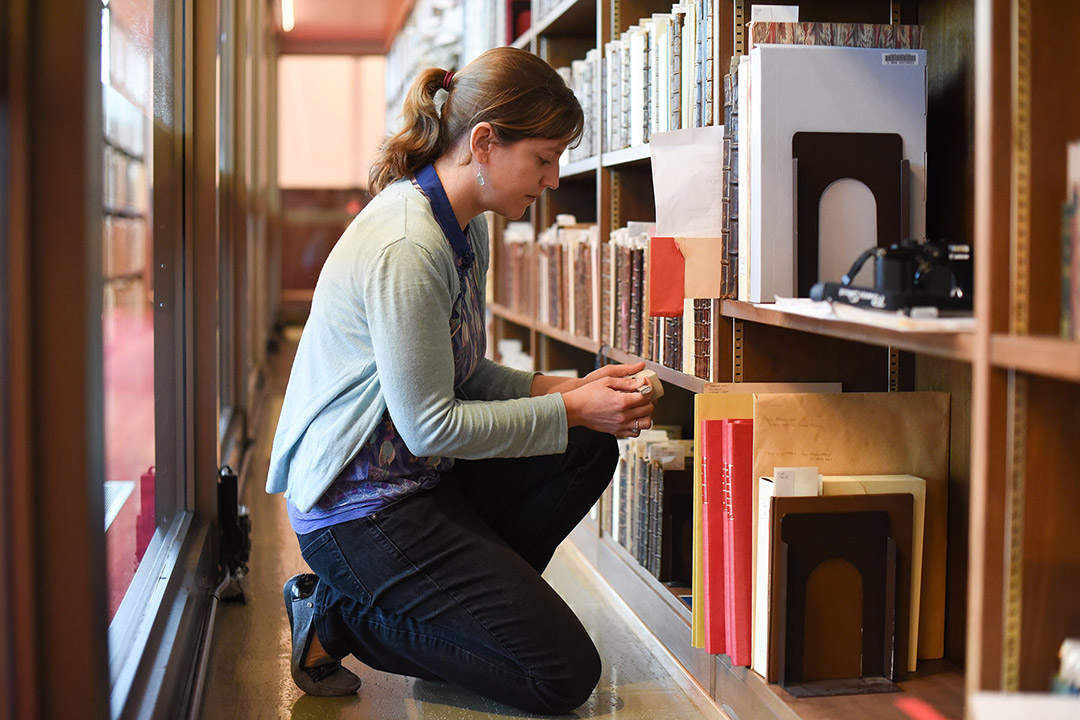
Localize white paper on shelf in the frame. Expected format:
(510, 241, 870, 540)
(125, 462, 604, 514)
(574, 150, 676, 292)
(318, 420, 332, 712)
(769, 296, 976, 332)
(649, 125, 726, 237)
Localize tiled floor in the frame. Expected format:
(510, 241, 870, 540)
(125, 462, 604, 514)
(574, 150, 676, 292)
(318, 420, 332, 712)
(198, 328, 725, 720)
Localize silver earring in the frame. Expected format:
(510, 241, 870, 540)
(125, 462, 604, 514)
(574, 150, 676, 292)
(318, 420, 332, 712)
(476, 165, 486, 186)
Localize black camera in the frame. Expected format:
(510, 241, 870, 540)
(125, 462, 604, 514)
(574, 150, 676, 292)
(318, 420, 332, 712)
(810, 239, 972, 313)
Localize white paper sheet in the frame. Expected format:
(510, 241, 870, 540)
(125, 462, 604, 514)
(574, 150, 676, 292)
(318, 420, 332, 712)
(649, 126, 727, 238)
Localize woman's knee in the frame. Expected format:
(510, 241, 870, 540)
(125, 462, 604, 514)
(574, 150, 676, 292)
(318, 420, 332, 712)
(530, 643, 602, 714)
(567, 426, 619, 477)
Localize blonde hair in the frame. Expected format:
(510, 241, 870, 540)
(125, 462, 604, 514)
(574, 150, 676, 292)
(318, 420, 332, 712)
(368, 47, 584, 195)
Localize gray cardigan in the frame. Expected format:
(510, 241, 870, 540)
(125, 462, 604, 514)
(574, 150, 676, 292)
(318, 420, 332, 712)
(266, 180, 568, 512)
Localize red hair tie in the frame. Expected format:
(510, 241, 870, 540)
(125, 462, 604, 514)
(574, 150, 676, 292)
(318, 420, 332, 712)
(442, 70, 454, 91)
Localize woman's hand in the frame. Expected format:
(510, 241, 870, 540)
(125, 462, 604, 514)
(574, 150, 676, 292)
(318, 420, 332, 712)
(530, 361, 647, 397)
(561, 374, 654, 438)
(581, 361, 646, 385)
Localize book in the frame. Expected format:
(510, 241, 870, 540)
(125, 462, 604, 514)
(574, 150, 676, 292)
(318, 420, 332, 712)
(821, 474, 928, 672)
(701, 419, 727, 654)
(721, 418, 754, 666)
(1064, 140, 1080, 339)
(752, 471, 819, 679)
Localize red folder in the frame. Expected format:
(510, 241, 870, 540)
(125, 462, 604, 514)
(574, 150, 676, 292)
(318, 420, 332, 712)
(701, 419, 726, 654)
(722, 418, 754, 666)
(648, 236, 686, 317)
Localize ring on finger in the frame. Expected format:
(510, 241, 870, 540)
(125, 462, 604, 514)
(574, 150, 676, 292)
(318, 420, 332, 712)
(634, 418, 640, 433)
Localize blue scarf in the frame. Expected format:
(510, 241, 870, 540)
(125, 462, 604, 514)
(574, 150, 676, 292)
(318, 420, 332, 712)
(414, 163, 476, 270)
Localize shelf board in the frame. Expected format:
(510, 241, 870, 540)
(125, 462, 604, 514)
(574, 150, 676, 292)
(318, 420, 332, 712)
(568, 521, 965, 720)
(602, 345, 706, 393)
(990, 333, 1080, 382)
(601, 144, 651, 168)
(559, 155, 598, 179)
(489, 302, 600, 354)
(722, 300, 975, 362)
(489, 303, 707, 392)
(489, 302, 537, 331)
(510, 0, 595, 48)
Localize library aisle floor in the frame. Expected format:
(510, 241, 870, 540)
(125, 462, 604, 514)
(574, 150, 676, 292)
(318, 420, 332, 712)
(199, 326, 725, 720)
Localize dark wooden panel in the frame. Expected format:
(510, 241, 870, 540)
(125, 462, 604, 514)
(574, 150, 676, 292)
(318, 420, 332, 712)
(541, 174, 597, 227)
(614, 0, 680, 35)
(613, 164, 656, 228)
(540, 333, 596, 375)
(538, 34, 595, 70)
(739, 322, 890, 392)
(1027, 3, 1080, 335)
(922, 0, 976, 279)
(1019, 376, 1080, 690)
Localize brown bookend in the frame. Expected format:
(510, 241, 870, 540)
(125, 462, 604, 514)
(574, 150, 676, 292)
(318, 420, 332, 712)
(768, 493, 913, 695)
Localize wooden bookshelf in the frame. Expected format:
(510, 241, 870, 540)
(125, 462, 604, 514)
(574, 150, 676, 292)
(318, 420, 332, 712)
(559, 155, 600, 179)
(513, 0, 597, 49)
(989, 334, 1080, 383)
(476, 0, 1080, 717)
(601, 143, 651, 168)
(723, 300, 975, 362)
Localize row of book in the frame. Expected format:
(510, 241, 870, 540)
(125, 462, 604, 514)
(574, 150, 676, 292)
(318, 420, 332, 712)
(498, 217, 725, 380)
(536, 218, 600, 334)
(557, 52, 600, 163)
(603, 0, 716, 153)
(610, 430, 693, 582)
(495, 218, 728, 381)
(103, 83, 146, 161)
(104, 8, 151, 115)
(104, 144, 149, 217)
(1062, 140, 1079, 339)
(103, 215, 149, 280)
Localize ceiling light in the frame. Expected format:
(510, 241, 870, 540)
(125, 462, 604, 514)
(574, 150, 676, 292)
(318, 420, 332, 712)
(281, 0, 294, 32)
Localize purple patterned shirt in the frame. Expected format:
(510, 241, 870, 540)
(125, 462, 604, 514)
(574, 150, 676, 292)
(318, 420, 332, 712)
(287, 205, 486, 534)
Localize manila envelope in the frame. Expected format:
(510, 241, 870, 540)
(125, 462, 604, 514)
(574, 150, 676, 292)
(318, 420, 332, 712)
(751, 392, 950, 662)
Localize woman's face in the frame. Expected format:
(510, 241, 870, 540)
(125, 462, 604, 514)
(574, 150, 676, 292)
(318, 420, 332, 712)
(482, 137, 567, 219)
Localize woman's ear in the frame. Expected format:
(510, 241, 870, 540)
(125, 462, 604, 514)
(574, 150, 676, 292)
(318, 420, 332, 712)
(470, 122, 495, 165)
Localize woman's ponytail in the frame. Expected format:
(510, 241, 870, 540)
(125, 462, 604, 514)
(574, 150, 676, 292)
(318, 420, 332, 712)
(368, 67, 448, 195)
(369, 48, 584, 196)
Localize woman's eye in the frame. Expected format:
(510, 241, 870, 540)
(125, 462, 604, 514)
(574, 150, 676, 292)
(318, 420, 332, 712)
(539, 156, 552, 165)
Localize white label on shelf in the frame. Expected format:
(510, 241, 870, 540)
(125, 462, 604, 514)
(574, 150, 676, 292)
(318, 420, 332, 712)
(883, 52, 920, 66)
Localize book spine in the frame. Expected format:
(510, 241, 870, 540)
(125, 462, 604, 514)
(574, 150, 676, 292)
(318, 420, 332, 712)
(696, 298, 711, 379)
(629, 247, 644, 357)
(642, 28, 652, 143)
(671, 11, 683, 131)
(722, 69, 738, 299)
(704, 0, 714, 126)
(601, 241, 612, 346)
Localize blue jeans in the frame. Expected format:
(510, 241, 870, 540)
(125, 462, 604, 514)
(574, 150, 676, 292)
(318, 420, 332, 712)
(296, 427, 618, 714)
